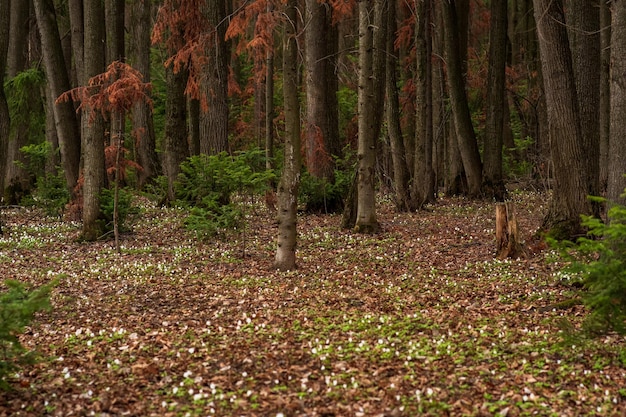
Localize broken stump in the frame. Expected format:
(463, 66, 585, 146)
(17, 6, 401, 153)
(495, 202, 526, 259)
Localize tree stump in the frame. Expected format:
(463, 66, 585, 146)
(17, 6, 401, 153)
(495, 202, 526, 259)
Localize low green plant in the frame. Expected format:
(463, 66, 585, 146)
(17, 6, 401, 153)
(299, 151, 354, 213)
(21, 172, 70, 217)
(554, 194, 626, 336)
(99, 187, 138, 234)
(0, 279, 56, 390)
(175, 150, 274, 239)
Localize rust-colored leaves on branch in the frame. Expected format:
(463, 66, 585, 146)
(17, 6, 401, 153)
(56, 61, 152, 122)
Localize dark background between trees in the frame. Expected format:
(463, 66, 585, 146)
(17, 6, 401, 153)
(1, 0, 626, 262)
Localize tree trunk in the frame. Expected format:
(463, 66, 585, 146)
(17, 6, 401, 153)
(482, 0, 507, 201)
(68, 0, 84, 87)
(304, 0, 340, 181)
(0, 0, 7, 198)
(533, 0, 590, 239)
(386, 0, 410, 212)
(81, 0, 107, 241)
(163, 64, 190, 203)
(129, 0, 159, 189)
(199, 1, 229, 155)
(33, 0, 81, 192)
(275, 0, 301, 271)
(599, 0, 611, 192)
(567, 0, 601, 211)
(410, 0, 435, 209)
(3, 0, 31, 204)
(441, 0, 482, 197)
(265, 45, 274, 175)
(608, 0, 626, 207)
(355, 0, 385, 233)
(495, 202, 525, 259)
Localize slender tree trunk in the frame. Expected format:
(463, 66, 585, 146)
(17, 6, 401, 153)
(129, 0, 159, 189)
(533, 0, 590, 238)
(355, 0, 385, 233)
(265, 46, 274, 174)
(163, 64, 190, 203)
(411, 0, 435, 209)
(441, 0, 482, 197)
(189, 98, 200, 156)
(386, 0, 410, 211)
(199, 1, 229, 155)
(68, 0, 84, 87)
(275, 0, 301, 271)
(81, 0, 107, 241)
(33, 0, 81, 192)
(608, 0, 626, 207)
(599, 0, 611, 192)
(482, 0, 507, 201)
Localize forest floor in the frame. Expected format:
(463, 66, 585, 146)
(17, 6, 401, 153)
(1, 190, 626, 416)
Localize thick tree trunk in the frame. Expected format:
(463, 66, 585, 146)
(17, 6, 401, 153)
(33, 0, 81, 193)
(567, 0, 601, 211)
(275, 0, 301, 271)
(355, 0, 385, 233)
(129, 0, 159, 189)
(410, 0, 435, 209)
(163, 64, 190, 203)
(199, 1, 229, 155)
(304, 0, 340, 181)
(441, 1, 482, 197)
(608, 0, 626, 207)
(533, 0, 590, 239)
(81, 0, 107, 241)
(482, 0, 507, 201)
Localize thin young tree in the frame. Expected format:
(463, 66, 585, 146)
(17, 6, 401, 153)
(275, 0, 301, 270)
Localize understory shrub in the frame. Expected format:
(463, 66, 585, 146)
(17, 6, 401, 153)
(0, 279, 56, 390)
(175, 150, 274, 239)
(555, 195, 626, 336)
(299, 152, 354, 213)
(99, 187, 138, 234)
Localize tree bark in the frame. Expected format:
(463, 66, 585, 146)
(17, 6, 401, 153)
(386, 0, 410, 212)
(81, 0, 107, 241)
(199, 1, 229, 155)
(355, 0, 385, 233)
(304, 0, 340, 181)
(411, 0, 435, 209)
(567, 0, 601, 210)
(599, 0, 611, 192)
(482, 0, 507, 201)
(608, 0, 626, 207)
(129, 0, 160, 189)
(163, 64, 190, 203)
(0, 0, 7, 198)
(33, 0, 81, 192)
(533, 0, 590, 239)
(441, 0, 482, 197)
(275, 0, 301, 271)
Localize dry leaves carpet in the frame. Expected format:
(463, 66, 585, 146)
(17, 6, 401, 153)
(1, 191, 626, 416)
